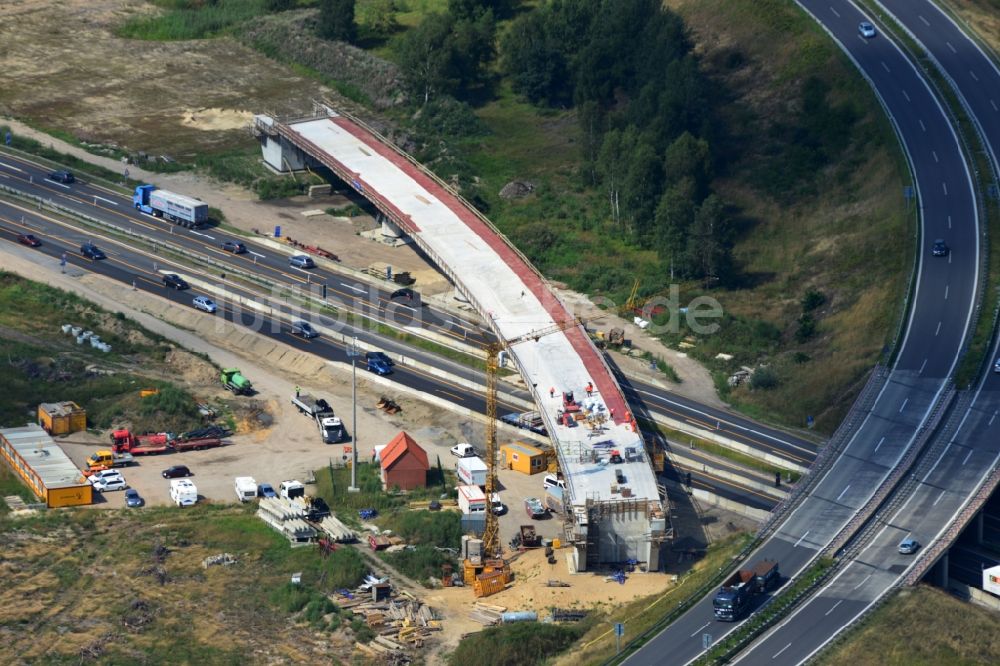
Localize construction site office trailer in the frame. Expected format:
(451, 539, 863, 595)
(0, 424, 91, 507)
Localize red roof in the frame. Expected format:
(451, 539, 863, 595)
(380, 431, 429, 471)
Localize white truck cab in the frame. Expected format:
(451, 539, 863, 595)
(279, 480, 305, 501)
(170, 479, 198, 507)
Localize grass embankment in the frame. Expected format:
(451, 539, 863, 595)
(556, 533, 751, 665)
(0, 465, 34, 513)
(313, 462, 461, 585)
(0, 273, 215, 433)
(819, 585, 1000, 665)
(0, 504, 372, 662)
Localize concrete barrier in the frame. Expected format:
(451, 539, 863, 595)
(691, 488, 772, 522)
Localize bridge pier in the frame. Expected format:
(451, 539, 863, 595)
(936, 550, 949, 589)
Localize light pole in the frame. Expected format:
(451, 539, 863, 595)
(348, 336, 360, 492)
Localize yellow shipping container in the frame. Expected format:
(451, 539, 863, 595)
(46, 484, 92, 508)
(500, 442, 547, 475)
(37, 402, 87, 436)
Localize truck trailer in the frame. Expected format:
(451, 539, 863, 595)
(713, 559, 780, 621)
(291, 394, 332, 418)
(456, 456, 488, 487)
(457, 484, 487, 514)
(133, 184, 208, 228)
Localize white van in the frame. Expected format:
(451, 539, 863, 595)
(234, 476, 257, 503)
(279, 480, 305, 501)
(170, 479, 198, 507)
(542, 474, 566, 491)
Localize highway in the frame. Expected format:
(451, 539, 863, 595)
(625, 0, 980, 662)
(728, 3, 1000, 662)
(0, 164, 804, 509)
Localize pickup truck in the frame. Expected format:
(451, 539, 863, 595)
(524, 497, 546, 519)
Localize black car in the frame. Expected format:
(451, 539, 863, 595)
(221, 240, 247, 254)
(80, 242, 106, 260)
(162, 465, 192, 479)
(931, 239, 949, 256)
(48, 170, 75, 184)
(390, 288, 417, 302)
(162, 273, 189, 290)
(365, 351, 395, 367)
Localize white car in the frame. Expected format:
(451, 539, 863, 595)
(192, 295, 217, 313)
(994, 358, 1000, 373)
(450, 443, 475, 458)
(859, 21, 876, 39)
(90, 470, 127, 492)
(542, 473, 566, 491)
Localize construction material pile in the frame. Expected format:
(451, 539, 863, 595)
(335, 587, 440, 663)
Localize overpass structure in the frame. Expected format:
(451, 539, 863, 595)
(253, 108, 669, 570)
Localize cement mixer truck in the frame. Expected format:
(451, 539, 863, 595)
(221, 368, 254, 395)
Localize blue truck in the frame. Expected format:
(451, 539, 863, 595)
(133, 184, 209, 228)
(713, 559, 780, 621)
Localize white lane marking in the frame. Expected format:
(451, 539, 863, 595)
(92, 195, 118, 206)
(874, 436, 885, 455)
(934, 489, 947, 506)
(949, 253, 953, 264)
(340, 281, 366, 294)
(992, 100, 999, 112)
(0, 172, 8, 179)
(945, 284, 950, 300)
(45, 178, 71, 189)
(690, 622, 710, 637)
(836, 485, 851, 501)
(946, 41, 956, 53)
(248, 251, 266, 258)
(854, 574, 872, 590)
(830, 7, 840, 18)
(918, 358, 927, 375)
(919, 15, 929, 26)
(825, 600, 843, 616)
(970, 70, 979, 82)
(942, 182, 948, 196)
(0, 161, 24, 172)
(881, 61, 890, 73)
(935, 321, 942, 336)
(990, 411, 998, 426)
(899, 398, 908, 413)
(773, 643, 792, 660)
(794, 531, 810, 548)
(948, 215, 952, 229)
(919, 119, 927, 132)
(932, 151, 939, 163)
(902, 89, 911, 102)
(962, 449, 973, 465)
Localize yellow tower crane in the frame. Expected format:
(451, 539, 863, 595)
(480, 314, 601, 559)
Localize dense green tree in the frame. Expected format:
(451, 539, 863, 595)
(663, 132, 713, 204)
(501, 12, 569, 105)
(361, 0, 399, 37)
(449, 9, 497, 97)
(397, 13, 455, 104)
(449, 0, 515, 20)
(622, 134, 662, 241)
(264, 0, 296, 11)
(686, 195, 732, 284)
(578, 100, 607, 186)
(596, 128, 627, 229)
(655, 186, 695, 277)
(318, 0, 357, 43)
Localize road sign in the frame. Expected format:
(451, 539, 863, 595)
(4, 131, 11, 146)
(614, 623, 624, 637)
(703, 633, 713, 649)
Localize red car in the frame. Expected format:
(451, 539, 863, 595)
(16, 234, 41, 247)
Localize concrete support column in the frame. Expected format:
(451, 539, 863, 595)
(937, 550, 949, 589)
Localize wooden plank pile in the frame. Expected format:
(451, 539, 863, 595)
(336, 589, 440, 660)
(469, 601, 506, 626)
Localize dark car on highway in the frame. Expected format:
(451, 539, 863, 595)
(221, 240, 247, 254)
(162, 465, 192, 479)
(80, 242, 106, 260)
(365, 351, 395, 367)
(931, 239, 949, 257)
(162, 273, 189, 290)
(16, 234, 41, 247)
(48, 170, 75, 184)
(290, 321, 319, 339)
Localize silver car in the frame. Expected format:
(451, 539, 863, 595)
(859, 21, 876, 39)
(289, 254, 316, 269)
(192, 296, 217, 313)
(898, 537, 919, 554)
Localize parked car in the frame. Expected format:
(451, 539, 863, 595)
(80, 242, 106, 260)
(290, 321, 319, 339)
(898, 537, 920, 554)
(162, 465, 192, 479)
(192, 295, 217, 313)
(858, 21, 876, 39)
(931, 239, 949, 256)
(365, 351, 395, 367)
(91, 470, 126, 492)
(289, 254, 315, 269)
(257, 483, 277, 498)
(124, 488, 144, 508)
(524, 497, 546, 519)
(220, 240, 247, 254)
(16, 233, 41, 247)
(450, 443, 475, 458)
(48, 170, 75, 184)
(162, 273, 189, 290)
(428, 500, 442, 511)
